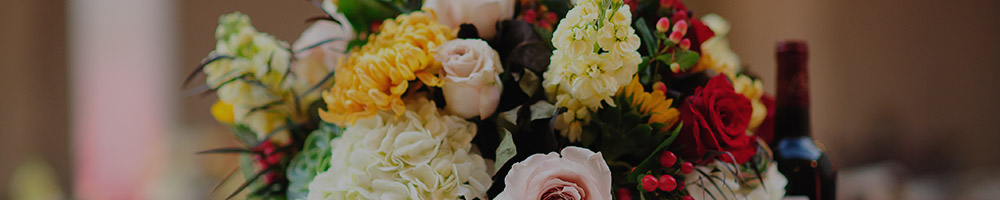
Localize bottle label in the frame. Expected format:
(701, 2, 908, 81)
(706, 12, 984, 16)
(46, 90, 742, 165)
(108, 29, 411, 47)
(777, 137, 822, 160)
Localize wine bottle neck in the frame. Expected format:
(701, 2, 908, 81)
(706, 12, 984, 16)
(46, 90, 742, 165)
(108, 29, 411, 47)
(775, 106, 811, 138)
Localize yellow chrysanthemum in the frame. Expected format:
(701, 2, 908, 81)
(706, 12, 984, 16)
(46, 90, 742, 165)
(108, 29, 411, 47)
(320, 11, 454, 126)
(732, 74, 767, 132)
(618, 77, 679, 129)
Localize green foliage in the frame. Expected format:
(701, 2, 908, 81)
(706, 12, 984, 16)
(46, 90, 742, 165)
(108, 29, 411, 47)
(286, 124, 342, 200)
(676, 51, 700, 70)
(584, 90, 684, 191)
(495, 129, 517, 170)
(336, 0, 401, 35)
(635, 18, 659, 57)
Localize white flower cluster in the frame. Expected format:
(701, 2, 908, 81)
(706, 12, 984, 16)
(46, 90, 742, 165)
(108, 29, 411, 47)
(543, 0, 642, 142)
(306, 97, 493, 200)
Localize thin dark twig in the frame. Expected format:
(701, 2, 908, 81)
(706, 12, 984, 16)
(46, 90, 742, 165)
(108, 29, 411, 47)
(184, 55, 234, 88)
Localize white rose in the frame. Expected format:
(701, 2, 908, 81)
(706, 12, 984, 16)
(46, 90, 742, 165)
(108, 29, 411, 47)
(436, 39, 504, 119)
(422, 0, 515, 40)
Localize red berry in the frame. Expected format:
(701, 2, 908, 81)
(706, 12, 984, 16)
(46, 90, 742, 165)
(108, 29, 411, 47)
(616, 187, 633, 200)
(641, 175, 659, 192)
(524, 9, 537, 24)
(669, 31, 684, 43)
(682, 195, 694, 200)
(681, 162, 694, 174)
(658, 175, 677, 191)
(659, 151, 677, 167)
(655, 17, 671, 33)
(679, 39, 691, 51)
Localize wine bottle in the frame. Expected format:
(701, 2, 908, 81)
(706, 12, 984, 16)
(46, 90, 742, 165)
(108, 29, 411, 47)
(773, 40, 837, 200)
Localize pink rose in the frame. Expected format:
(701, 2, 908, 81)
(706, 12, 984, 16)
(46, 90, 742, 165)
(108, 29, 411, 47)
(495, 147, 612, 200)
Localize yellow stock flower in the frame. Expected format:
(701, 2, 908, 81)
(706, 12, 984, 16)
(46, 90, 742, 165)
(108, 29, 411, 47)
(320, 11, 454, 126)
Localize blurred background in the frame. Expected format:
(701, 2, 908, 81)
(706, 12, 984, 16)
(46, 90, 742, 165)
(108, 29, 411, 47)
(1, 0, 998, 199)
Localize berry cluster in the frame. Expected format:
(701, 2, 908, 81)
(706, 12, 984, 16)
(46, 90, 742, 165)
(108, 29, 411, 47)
(617, 151, 696, 200)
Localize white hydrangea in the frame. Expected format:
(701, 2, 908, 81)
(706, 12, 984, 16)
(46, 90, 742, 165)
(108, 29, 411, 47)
(306, 97, 493, 200)
(684, 160, 787, 200)
(543, 0, 642, 142)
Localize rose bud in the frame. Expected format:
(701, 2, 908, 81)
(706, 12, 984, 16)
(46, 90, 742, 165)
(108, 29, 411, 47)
(670, 62, 681, 73)
(673, 20, 688, 35)
(435, 39, 505, 119)
(659, 151, 677, 167)
(656, 17, 671, 33)
(658, 175, 677, 191)
(653, 82, 667, 94)
(669, 31, 684, 43)
(641, 175, 659, 192)
(682, 195, 695, 200)
(679, 38, 691, 50)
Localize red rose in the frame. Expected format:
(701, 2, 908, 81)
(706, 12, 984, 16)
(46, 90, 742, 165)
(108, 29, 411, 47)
(674, 76, 756, 164)
(685, 19, 715, 53)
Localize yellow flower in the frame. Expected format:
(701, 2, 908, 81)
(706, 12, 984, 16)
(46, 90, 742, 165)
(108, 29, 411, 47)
(693, 14, 740, 78)
(211, 100, 235, 124)
(618, 77, 679, 129)
(319, 11, 454, 126)
(732, 74, 767, 132)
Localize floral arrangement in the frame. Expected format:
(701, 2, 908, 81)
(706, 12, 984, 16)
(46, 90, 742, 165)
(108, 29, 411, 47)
(185, 0, 789, 199)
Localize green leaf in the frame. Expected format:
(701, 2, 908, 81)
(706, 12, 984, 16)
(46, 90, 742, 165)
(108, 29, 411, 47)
(518, 70, 541, 96)
(494, 129, 518, 170)
(628, 124, 653, 137)
(230, 125, 259, 147)
(337, 0, 400, 35)
(654, 53, 673, 64)
(581, 128, 598, 147)
(634, 18, 658, 57)
(627, 124, 683, 182)
(196, 147, 253, 155)
(677, 51, 701, 70)
(621, 112, 641, 127)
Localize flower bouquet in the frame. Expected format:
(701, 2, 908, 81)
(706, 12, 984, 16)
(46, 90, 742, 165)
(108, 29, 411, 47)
(186, 0, 791, 199)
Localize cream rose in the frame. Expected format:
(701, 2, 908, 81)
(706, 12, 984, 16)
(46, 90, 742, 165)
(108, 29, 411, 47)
(422, 0, 515, 39)
(436, 39, 504, 119)
(495, 146, 612, 200)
